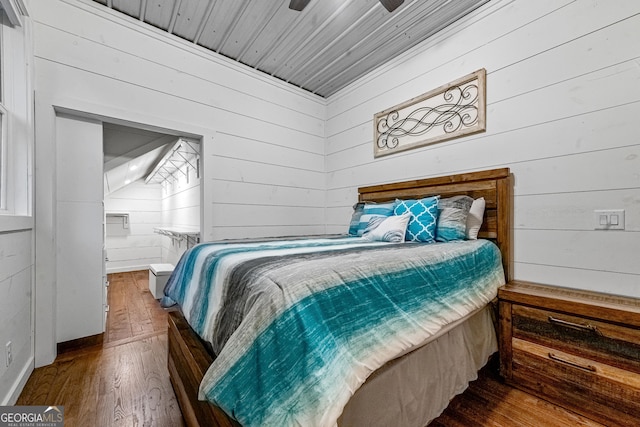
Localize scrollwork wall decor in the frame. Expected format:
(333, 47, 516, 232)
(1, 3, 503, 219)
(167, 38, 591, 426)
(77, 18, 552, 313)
(374, 69, 486, 157)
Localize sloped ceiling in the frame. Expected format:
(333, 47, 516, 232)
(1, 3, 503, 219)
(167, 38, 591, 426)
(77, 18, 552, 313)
(103, 123, 176, 195)
(90, 0, 490, 97)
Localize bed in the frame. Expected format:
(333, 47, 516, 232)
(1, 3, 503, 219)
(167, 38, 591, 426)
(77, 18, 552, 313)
(165, 167, 512, 427)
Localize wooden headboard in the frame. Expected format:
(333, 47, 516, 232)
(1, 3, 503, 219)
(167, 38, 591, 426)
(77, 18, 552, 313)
(358, 168, 512, 281)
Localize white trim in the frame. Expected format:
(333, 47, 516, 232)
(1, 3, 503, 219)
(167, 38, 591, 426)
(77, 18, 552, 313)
(0, 214, 32, 232)
(0, 102, 6, 211)
(0, 0, 28, 27)
(0, 356, 34, 405)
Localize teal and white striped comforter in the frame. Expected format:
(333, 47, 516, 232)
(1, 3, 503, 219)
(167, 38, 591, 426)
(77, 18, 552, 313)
(163, 236, 505, 427)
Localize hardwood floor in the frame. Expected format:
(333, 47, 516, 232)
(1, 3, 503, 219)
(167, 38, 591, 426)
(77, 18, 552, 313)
(17, 271, 184, 427)
(431, 359, 606, 427)
(104, 270, 167, 346)
(17, 270, 605, 426)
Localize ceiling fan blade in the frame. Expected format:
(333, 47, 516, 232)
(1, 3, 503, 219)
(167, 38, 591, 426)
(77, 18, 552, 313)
(379, 0, 404, 12)
(289, 0, 311, 11)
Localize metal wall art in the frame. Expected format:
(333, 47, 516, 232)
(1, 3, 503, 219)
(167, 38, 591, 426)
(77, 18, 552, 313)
(374, 69, 486, 157)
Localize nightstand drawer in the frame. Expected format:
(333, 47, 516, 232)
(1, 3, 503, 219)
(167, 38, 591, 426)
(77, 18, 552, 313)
(512, 338, 640, 427)
(512, 304, 640, 374)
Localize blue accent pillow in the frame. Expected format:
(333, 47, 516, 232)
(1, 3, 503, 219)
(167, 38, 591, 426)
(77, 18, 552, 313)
(348, 202, 365, 236)
(355, 201, 395, 236)
(394, 196, 439, 242)
(436, 195, 474, 242)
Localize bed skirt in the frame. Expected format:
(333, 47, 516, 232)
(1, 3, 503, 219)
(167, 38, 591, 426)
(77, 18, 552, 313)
(338, 305, 498, 427)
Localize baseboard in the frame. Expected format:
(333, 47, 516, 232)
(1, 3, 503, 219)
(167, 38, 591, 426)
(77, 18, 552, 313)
(1, 356, 34, 405)
(57, 333, 104, 355)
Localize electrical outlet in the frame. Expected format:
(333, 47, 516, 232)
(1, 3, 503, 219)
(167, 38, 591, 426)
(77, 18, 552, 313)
(5, 341, 12, 367)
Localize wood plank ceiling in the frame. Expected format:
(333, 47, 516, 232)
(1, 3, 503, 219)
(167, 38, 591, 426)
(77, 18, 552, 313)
(91, 0, 490, 98)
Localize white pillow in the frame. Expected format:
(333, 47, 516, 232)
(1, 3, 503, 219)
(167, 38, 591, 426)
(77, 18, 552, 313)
(465, 197, 485, 240)
(363, 213, 411, 242)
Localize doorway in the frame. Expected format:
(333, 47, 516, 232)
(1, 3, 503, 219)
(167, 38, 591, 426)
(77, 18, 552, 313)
(103, 123, 201, 274)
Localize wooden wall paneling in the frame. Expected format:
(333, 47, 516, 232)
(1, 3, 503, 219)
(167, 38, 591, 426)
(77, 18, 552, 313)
(33, 24, 323, 135)
(0, 231, 32, 284)
(0, 230, 32, 404)
(211, 127, 324, 159)
(511, 147, 640, 196)
(39, 0, 326, 116)
(325, 122, 370, 159)
(211, 226, 328, 241)
(106, 198, 161, 213)
(327, 99, 640, 176)
(209, 157, 325, 191)
(164, 206, 200, 229)
(33, 63, 324, 237)
(34, 0, 327, 251)
(310, 0, 493, 95)
(160, 158, 200, 264)
(488, 14, 640, 104)
(327, 65, 640, 188)
(515, 189, 640, 232)
(105, 181, 163, 273)
(326, 0, 638, 132)
(210, 181, 325, 208)
(514, 229, 640, 276)
(105, 234, 161, 249)
(513, 264, 640, 297)
(325, 0, 640, 298)
(162, 184, 200, 212)
(210, 204, 325, 228)
(33, 0, 326, 119)
(213, 132, 324, 173)
(325, 0, 546, 116)
(106, 246, 162, 263)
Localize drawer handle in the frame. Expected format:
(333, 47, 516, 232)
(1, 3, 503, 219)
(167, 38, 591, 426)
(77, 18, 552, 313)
(548, 352, 597, 372)
(548, 316, 602, 336)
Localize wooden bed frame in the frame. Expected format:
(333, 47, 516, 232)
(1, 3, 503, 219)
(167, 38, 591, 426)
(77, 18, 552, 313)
(167, 167, 512, 427)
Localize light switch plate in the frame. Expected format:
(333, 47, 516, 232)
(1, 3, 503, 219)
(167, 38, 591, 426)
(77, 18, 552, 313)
(594, 209, 625, 230)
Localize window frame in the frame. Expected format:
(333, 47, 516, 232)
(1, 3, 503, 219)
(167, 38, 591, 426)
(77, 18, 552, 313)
(0, 103, 7, 212)
(0, 2, 31, 218)
(0, 18, 6, 212)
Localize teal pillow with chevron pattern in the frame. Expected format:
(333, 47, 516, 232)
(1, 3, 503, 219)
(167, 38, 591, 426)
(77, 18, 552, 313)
(436, 195, 474, 242)
(394, 196, 440, 242)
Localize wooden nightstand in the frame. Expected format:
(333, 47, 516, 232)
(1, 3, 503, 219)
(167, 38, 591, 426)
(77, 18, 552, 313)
(498, 281, 640, 426)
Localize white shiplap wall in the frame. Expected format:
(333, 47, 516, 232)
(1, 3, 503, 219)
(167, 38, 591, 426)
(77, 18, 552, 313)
(104, 180, 162, 273)
(32, 0, 326, 364)
(33, 0, 326, 240)
(0, 230, 32, 404)
(326, 0, 640, 297)
(161, 164, 200, 266)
